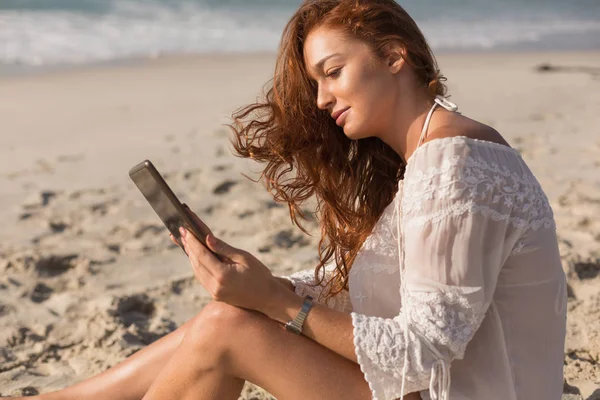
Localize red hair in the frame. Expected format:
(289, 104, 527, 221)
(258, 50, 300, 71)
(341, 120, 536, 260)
(229, 0, 447, 302)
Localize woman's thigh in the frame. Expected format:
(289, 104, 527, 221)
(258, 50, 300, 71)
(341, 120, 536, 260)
(194, 301, 420, 400)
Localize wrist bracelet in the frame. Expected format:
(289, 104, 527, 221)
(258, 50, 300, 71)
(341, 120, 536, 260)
(285, 295, 314, 335)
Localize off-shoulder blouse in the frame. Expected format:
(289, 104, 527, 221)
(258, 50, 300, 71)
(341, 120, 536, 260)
(284, 136, 567, 400)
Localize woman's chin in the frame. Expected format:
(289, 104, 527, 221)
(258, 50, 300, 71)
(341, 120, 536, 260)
(341, 123, 356, 138)
(342, 124, 368, 141)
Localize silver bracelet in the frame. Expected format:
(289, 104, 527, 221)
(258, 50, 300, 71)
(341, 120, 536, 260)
(285, 295, 314, 335)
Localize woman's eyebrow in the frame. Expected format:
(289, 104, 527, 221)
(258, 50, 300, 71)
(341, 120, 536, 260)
(305, 53, 343, 80)
(314, 53, 342, 71)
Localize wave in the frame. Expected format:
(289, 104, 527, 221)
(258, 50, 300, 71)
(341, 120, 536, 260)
(1, 0, 599, 67)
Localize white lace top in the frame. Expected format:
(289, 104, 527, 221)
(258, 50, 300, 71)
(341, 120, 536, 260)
(284, 136, 567, 400)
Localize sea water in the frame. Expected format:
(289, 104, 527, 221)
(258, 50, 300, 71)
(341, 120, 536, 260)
(1, 0, 599, 71)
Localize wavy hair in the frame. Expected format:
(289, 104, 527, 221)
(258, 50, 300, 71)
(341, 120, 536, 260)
(229, 0, 447, 303)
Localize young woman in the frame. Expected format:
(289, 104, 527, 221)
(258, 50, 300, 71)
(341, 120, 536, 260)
(10, 0, 567, 399)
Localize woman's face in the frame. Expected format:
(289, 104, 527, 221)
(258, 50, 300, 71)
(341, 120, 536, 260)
(303, 26, 400, 140)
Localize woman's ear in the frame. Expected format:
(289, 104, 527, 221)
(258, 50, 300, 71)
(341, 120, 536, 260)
(386, 44, 406, 74)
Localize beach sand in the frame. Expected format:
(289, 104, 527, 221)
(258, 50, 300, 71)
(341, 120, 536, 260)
(0, 50, 599, 399)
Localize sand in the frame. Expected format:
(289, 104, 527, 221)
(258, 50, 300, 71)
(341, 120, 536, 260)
(0, 50, 599, 399)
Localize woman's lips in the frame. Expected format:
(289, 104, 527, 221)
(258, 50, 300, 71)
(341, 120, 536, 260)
(335, 108, 350, 126)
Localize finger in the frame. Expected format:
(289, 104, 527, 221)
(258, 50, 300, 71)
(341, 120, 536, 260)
(182, 204, 213, 236)
(205, 234, 246, 264)
(180, 227, 221, 277)
(181, 234, 215, 290)
(169, 233, 181, 247)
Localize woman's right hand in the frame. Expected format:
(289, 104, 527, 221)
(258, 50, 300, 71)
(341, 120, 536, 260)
(167, 207, 295, 294)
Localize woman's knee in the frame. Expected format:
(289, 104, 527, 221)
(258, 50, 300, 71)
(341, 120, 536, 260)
(180, 302, 260, 370)
(183, 301, 256, 350)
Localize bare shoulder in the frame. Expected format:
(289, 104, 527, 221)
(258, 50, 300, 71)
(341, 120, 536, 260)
(424, 112, 512, 148)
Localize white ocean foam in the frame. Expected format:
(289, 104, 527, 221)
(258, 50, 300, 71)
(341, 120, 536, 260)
(0, 4, 284, 66)
(423, 17, 600, 50)
(0, 2, 599, 67)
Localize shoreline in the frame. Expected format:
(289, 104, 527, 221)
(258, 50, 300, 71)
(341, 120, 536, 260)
(2, 45, 600, 80)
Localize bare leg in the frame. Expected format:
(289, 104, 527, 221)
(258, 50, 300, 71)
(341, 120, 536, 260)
(141, 303, 246, 400)
(142, 301, 421, 400)
(7, 278, 295, 400)
(18, 315, 197, 400)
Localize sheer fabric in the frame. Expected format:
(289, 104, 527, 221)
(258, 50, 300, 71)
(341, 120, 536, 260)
(284, 136, 567, 400)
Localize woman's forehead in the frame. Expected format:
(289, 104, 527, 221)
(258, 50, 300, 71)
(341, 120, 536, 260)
(303, 27, 366, 68)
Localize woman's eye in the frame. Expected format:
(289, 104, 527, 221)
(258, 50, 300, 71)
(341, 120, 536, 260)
(326, 68, 341, 78)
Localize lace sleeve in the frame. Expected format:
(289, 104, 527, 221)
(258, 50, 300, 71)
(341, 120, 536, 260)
(351, 143, 528, 400)
(282, 265, 353, 313)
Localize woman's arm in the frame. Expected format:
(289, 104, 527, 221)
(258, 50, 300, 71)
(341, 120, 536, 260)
(271, 274, 356, 362)
(263, 284, 422, 400)
(274, 276, 295, 292)
(263, 284, 358, 362)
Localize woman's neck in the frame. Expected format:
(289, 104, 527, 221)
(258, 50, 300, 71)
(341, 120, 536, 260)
(379, 88, 439, 163)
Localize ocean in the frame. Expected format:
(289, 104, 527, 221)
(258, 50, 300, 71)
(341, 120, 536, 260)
(1, 0, 599, 71)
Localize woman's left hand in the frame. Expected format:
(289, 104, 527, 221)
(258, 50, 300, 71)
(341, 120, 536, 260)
(178, 225, 280, 314)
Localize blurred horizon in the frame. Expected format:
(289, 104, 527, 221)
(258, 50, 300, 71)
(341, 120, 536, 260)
(1, 0, 600, 72)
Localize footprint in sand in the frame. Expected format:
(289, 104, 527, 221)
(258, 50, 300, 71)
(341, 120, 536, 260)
(106, 243, 121, 254)
(6, 325, 48, 347)
(183, 168, 203, 180)
(35, 254, 79, 278)
(133, 223, 164, 239)
(22, 190, 58, 209)
(562, 381, 581, 398)
(0, 302, 14, 317)
(18, 212, 35, 220)
(68, 188, 106, 200)
(105, 222, 171, 255)
(89, 198, 120, 217)
(0, 253, 79, 277)
(259, 230, 310, 253)
(258, 245, 271, 254)
(213, 180, 238, 195)
(212, 164, 232, 172)
(88, 257, 117, 275)
(238, 210, 255, 219)
(29, 282, 54, 303)
(272, 229, 310, 249)
(169, 277, 196, 295)
(572, 258, 600, 280)
(110, 293, 156, 326)
(48, 220, 69, 234)
(264, 199, 284, 209)
(107, 293, 176, 345)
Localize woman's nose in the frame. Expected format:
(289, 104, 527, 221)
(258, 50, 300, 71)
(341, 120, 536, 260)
(316, 84, 334, 111)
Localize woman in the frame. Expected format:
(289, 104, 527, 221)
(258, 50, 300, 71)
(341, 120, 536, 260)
(10, 0, 567, 399)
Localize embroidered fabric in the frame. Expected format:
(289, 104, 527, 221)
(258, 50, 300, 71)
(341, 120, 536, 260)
(283, 265, 354, 314)
(282, 137, 566, 400)
(348, 137, 565, 400)
(402, 137, 555, 233)
(349, 197, 401, 280)
(351, 288, 487, 398)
